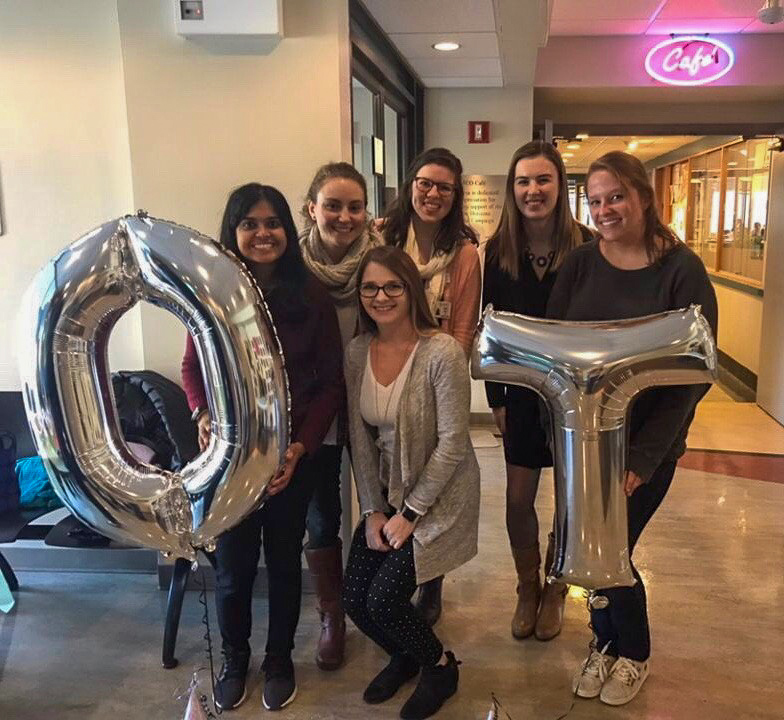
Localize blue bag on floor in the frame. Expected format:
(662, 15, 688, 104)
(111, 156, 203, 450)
(0, 431, 19, 514)
(16, 456, 63, 510)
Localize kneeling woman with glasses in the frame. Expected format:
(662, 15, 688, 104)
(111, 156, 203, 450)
(342, 246, 480, 720)
(381, 146, 481, 625)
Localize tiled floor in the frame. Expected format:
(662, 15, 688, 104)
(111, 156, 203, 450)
(3, 419, 784, 719)
(689, 402, 784, 455)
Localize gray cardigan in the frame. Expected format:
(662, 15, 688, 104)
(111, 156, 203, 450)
(345, 332, 481, 584)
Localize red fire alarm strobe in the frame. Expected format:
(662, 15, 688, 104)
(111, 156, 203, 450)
(468, 121, 490, 144)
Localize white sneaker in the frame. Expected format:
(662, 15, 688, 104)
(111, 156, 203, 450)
(600, 656, 649, 706)
(571, 644, 616, 698)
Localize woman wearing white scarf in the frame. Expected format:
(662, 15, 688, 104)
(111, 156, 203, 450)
(298, 162, 379, 672)
(380, 148, 481, 626)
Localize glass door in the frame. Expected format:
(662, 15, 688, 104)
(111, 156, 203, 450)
(352, 77, 378, 219)
(351, 71, 408, 217)
(383, 103, 402, 209)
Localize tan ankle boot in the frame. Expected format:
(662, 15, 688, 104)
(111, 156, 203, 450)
(304, 542, 346, 670)
(511, 544, 541, 639)
(535, 532, 567, 641)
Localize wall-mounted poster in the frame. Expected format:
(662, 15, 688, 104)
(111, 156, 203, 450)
(463, 175, 505, 250)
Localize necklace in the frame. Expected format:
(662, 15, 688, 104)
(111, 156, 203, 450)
(524, 246, 555, 269)
(372, 337, 415, 425)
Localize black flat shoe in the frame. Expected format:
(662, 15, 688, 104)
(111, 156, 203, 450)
(399, 651, 460, 719)
(363, 655, 420, 704)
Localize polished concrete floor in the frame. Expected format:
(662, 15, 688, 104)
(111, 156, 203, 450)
(3, 439, 784, 718)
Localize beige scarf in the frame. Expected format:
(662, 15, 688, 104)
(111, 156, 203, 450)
(300, 223, 380, 305)
(403, 223, 459, 315)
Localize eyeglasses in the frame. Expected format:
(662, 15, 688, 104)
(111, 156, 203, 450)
(358, 281, 407, 298)
(414, 177, 456, 197)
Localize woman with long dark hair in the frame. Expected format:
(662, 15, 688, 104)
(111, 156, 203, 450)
(297, 162, 380, 670)
(342, 245, 480, 719)
(381, 147, 481, 624)
(484, 140, 592, 642)
(181, 183, 344, 712)
(547, 152, 717, 706)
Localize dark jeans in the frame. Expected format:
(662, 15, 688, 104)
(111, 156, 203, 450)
(305, 444, 343, 549)
(590, 460, 677, 662)
(343, 518, 443, 667)
(211, 453, 318, 657)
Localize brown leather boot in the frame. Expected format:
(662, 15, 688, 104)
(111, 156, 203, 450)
(535, 532, 567, 641)
(304, 542, 346, 670)
(511, 544, 541, 639)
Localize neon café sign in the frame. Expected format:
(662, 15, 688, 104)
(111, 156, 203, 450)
(645, 36, 735, 86)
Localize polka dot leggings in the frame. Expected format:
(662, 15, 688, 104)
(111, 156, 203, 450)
(343, 519, 443, 667)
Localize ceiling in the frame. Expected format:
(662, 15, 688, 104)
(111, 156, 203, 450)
(361, 0, 784, 88)
(550, 0, 784, 36)
(555, 135, 703, 172)
(361, 0, 548, 87)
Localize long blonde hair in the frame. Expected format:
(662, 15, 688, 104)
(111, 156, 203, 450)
(487, 140, 582, 279)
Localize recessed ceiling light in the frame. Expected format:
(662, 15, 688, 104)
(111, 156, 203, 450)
(567, 143, 580, 149)
(433, 42, 460, 52)
(627, 141, 639, 151)
(562, 153, 574, 157)
(576, 133, 589, 139)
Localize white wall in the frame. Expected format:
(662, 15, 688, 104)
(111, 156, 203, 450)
(713, 283, 762, 375)
(426, 87, 534, 175)
(0, 0, 142, 389)
(116, 0, 352, 382)
(426, 85, 534, 414)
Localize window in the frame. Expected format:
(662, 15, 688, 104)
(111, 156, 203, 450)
(719, 139, 771, 283)
(668, 161, 688, 242)
(688, 149, 722, 269)
(662, 138, 774, 286)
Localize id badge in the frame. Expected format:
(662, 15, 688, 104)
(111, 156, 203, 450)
(434, 300, 452, 320)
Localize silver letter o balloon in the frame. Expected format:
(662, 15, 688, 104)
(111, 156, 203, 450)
(17, 212, 289, 560)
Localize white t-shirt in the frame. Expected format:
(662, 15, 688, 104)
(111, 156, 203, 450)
(359, 342, 419, 487)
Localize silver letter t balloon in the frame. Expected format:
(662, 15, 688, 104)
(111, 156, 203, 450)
(471, 306, 716, 593)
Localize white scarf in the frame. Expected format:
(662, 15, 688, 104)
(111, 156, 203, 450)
(403, 223, 459, 315)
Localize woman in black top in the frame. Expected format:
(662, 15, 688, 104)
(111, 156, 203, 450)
(483, 140, 592, 642)
(547, 151, 717, 707)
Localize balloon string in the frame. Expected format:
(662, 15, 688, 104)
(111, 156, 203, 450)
(197, 562, 221, 716)
(551, 591, 599, 720)
(489, 592, 599, 720)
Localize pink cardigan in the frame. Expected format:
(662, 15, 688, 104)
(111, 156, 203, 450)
(441, 242, 481, 356)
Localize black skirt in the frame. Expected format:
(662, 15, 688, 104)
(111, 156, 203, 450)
(502, 388, 553, 469)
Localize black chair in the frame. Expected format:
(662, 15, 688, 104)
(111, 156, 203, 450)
(0, 376, 199, 669)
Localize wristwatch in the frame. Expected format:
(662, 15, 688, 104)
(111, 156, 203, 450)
(400, 505, 420, 523)
(191, 406, 206, 422)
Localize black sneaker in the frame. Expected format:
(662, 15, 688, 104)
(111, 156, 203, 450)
(399, 651, 460, 720)
(363, 655, 420, 704)
(261, 654, 297, 711)
(214, 647, 250, 711)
